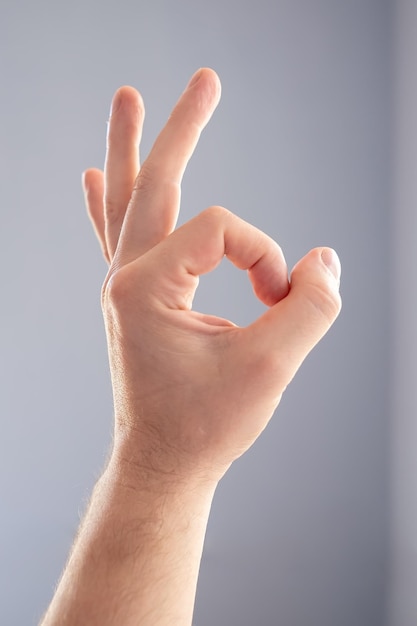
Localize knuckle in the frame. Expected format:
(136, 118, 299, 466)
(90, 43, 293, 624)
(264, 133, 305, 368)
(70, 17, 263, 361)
(104, 197, 123, 225)
(199, 205, 231, 229)
(132, 163, 155, 198)
(303, 279, 342, 325)
(101, 266, 133, 314)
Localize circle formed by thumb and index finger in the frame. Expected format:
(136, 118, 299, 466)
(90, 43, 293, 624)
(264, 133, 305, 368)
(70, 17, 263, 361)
(138, 206, 289, 310)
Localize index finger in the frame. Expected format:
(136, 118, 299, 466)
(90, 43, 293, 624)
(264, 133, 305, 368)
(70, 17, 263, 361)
(134, 206, 289, 311)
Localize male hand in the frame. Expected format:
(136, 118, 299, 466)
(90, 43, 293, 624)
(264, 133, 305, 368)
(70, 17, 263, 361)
(41, 69, 342, 626)
(82, 68, 341, 485)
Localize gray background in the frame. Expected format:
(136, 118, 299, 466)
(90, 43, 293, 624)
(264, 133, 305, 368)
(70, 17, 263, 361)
(389, 0, 417, 624)
(0, 0, 406, 624)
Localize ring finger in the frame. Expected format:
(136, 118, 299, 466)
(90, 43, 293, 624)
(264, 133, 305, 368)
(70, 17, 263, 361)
(104, 85, 145, 260)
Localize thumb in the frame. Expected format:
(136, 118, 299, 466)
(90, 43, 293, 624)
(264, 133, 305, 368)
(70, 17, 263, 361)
(246, 247, 342, 391)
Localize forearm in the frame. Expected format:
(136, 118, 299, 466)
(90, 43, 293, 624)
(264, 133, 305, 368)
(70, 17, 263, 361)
(41, 446, 217, 626)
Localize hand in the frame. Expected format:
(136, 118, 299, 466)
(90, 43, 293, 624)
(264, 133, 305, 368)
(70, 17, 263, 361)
(39, 69, 342, 626)
(82, 68, 342, 485)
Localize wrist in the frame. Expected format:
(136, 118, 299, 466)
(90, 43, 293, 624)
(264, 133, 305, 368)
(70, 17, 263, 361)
(42, 432, 218, 626)
(108, 426, 225, 497)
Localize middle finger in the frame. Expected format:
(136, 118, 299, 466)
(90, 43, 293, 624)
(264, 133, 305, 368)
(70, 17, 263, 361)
(115, 68, 221, 268)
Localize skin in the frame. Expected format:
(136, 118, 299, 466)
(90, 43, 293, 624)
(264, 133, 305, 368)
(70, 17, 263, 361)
(40, 68, 341, 626)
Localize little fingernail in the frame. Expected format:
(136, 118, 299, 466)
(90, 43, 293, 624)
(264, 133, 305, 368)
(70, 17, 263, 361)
(187, 69, 202, 89)
(321, 248, 341, 282)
